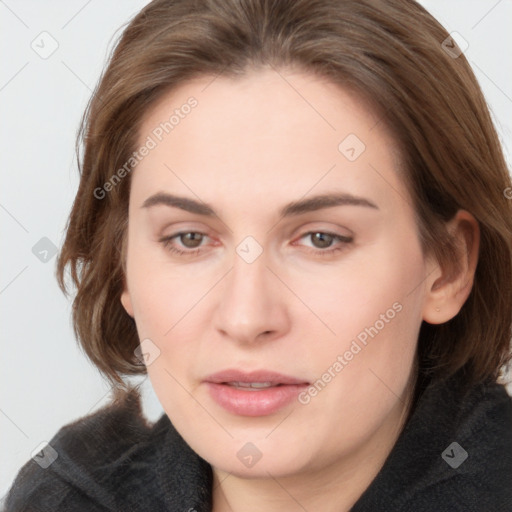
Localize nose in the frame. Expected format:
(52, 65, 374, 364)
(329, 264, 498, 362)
(213, 247, 290, 345)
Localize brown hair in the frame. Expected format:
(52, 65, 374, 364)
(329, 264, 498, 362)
(56, 0, 512, 389)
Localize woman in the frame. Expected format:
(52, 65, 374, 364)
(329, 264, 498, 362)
(6, 0, 512, 510)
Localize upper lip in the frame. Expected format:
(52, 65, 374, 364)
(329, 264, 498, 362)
(204, 369, 309, 385)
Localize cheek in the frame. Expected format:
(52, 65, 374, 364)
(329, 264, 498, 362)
(126, 244, 210, 338)
(296, 236, 425, 403)
(125, 246, 215, 397)
(129, 269, 206, 420)
(287, 252, 424, 462)
(297, 236, 425, 345)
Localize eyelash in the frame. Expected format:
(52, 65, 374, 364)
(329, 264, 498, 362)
(159, 231, 353, 258)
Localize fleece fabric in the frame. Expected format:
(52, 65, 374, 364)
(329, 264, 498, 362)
(5, 372, 512, 511)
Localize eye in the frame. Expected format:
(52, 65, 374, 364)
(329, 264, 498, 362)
(159, 230, 353, 258)
(295, 231, 353, 256)
(159, 231, 210, 256)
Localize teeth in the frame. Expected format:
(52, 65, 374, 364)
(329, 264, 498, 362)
(227, 381, 276, 389)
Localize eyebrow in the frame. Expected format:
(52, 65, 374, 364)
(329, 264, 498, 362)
(141, 191, 379, 217)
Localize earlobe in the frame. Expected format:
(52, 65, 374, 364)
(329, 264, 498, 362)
(422, 210, 480, 325)
(119, 240, 134, 317)
(120, 288, 134, 318)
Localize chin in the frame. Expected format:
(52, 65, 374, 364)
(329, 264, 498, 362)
(195, 434, 317, 479)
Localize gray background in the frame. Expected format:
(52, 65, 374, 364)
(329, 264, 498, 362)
(1, 0, 511, 500)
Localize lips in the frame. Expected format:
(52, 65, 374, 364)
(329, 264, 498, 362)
(205, 369, 309, 385)
(204, 369, 309, 416)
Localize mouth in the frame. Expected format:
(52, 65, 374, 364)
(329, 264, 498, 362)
(223, 381, 284, 390)
(204, 369, 310, 416)
(205, 369, 309, 386)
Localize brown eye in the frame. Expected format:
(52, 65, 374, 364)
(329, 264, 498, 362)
(159, 231, 212, 257)
(310, 232, 335, 249)
(295, 231, 354, 258)
(179, 232, 204, 248)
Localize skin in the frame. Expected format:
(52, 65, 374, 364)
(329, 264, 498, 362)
(120, 67, 479, 511)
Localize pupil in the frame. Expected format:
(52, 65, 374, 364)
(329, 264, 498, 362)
(312, 232, 333, 248)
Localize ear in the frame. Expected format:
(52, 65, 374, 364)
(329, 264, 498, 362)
(120, 283, 134, 318)
(422, 210, 480, 324)
(119, 234, 134, 318)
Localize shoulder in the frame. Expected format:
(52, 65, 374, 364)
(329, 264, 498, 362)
(407, 376, 512, 510)
(423, 374, 512, 457)
(404, 377, 512, 510)
(352, 374, 512, 511)
(4, 389, 171, 511)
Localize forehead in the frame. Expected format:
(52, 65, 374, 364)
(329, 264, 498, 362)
(138, 66, 386, 149)
(131, 67, 405, 216)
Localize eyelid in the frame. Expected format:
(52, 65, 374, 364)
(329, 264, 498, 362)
(295, 231, 353, 244)
(290, 221, 353, 241)
(292, 230, 353, 253)
(159, 230, 212, 247)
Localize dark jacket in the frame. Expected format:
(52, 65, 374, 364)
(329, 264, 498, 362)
(5, 373, 512, 511)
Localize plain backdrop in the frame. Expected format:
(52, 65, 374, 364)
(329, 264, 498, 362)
(1, 0, 511, 501)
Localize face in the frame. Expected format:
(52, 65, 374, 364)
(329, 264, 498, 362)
(121, 67, 431, 479)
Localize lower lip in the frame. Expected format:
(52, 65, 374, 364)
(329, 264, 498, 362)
(206, 382, 308, 416)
